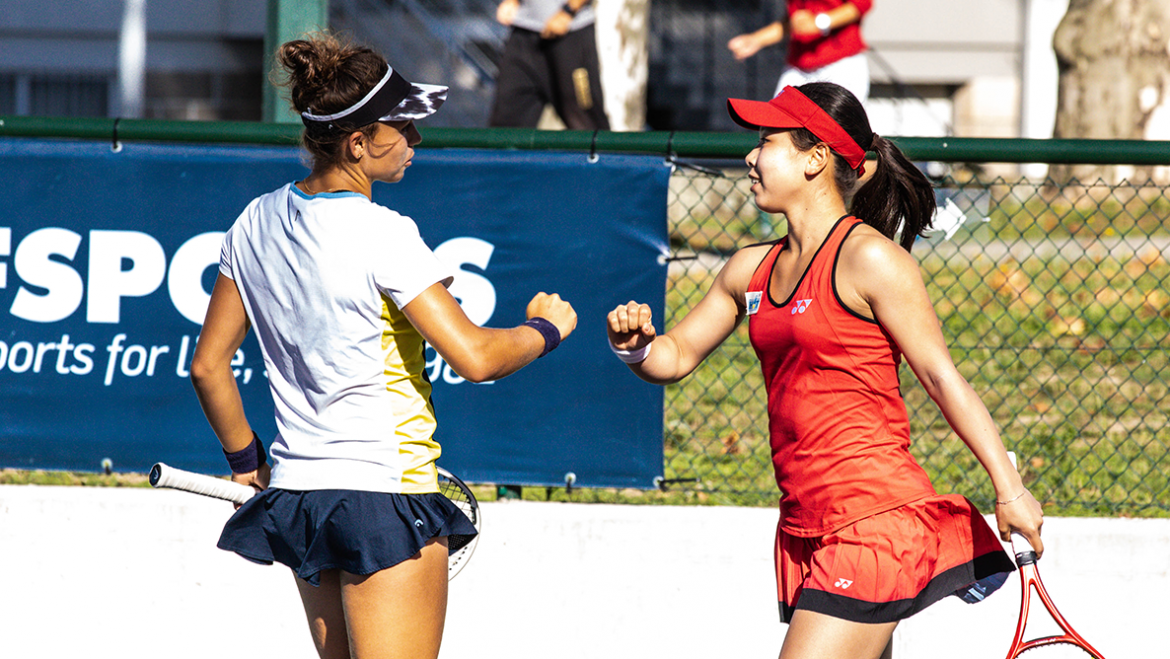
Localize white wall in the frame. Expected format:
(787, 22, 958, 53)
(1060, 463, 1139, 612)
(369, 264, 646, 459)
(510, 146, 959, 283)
(0, 485, 1162, 658)
(865, 0, 1023, 83)
(865, 0, 1071, 151)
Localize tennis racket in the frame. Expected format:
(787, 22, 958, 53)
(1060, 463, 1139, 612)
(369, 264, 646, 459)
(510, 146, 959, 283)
(1003, 454, 1105, 658)
(149, 462, 481, 580)
(1004, 533, 1105, 658)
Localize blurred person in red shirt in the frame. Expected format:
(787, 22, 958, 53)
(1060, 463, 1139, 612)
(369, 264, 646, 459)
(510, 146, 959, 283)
(729, 1, 873, 104)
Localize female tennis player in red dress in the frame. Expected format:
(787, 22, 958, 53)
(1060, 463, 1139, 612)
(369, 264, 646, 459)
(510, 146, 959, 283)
(606, 82, 1044, 659)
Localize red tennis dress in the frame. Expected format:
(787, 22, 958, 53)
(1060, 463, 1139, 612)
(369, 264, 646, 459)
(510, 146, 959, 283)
(747, 216, 1014, 623)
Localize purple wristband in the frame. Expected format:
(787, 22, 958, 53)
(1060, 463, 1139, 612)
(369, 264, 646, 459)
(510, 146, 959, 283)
(223, 432, 266, 474)
(524, 317, 561, 357)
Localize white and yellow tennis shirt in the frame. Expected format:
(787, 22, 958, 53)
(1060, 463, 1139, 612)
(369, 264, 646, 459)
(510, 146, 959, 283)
(219, 183, 453, 494)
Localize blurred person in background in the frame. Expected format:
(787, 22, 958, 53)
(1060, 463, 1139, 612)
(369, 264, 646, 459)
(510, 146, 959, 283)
(191, 32, 577, 659)
(490, 0, 610, 129)
(729, 1, 873, 105)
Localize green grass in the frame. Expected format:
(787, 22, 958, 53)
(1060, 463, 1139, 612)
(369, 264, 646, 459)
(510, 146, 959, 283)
(0, 468, 151, 488)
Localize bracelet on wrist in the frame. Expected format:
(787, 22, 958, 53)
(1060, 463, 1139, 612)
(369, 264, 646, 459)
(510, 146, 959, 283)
(223, 431, 267, 474)
(561, 2, 578, 16)
(996, 490, 1026, 505)
(610, 340, 652, 364)
(524, 317, 562, 357)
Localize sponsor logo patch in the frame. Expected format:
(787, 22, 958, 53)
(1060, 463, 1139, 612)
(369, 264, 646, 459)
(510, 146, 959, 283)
(745, 291, 762, 316)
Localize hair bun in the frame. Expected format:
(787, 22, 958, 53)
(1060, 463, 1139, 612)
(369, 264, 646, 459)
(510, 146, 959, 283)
(277, 34, 353, 113)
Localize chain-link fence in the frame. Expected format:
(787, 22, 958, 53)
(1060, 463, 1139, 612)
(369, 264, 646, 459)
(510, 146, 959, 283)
(665, 162, 1170, 516)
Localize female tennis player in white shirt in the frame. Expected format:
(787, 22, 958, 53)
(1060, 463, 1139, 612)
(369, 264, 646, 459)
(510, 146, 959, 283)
(189, 32, 577, 659)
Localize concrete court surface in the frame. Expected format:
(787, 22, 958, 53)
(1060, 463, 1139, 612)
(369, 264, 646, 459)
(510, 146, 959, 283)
(0, 485, 1163, 658)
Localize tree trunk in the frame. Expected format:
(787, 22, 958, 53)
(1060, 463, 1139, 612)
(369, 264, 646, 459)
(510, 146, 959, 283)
(595, 0, 650, 131)
(1051, 0, 1170, 184)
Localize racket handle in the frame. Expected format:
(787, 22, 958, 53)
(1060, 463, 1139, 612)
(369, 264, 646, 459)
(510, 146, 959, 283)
(149, 462, 256, 505)
(1010, 531, 1038, 565)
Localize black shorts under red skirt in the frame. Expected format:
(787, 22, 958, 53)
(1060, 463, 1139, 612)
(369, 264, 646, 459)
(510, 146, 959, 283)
(776, 494, 1015, 624)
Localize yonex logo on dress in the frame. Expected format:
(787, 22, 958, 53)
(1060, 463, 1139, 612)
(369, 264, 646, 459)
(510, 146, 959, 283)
(791, 299, 813, 315)
(834, 578, 853, 589)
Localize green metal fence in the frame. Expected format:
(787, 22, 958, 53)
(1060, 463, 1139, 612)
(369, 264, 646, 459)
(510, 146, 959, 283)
(4, 117, 1168, 515)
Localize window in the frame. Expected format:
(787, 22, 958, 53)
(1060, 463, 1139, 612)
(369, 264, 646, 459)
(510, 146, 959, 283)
(0, 74, 111, 117)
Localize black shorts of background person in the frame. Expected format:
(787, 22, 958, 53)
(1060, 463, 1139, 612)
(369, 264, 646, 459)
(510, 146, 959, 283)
(489, 24, 610, 130)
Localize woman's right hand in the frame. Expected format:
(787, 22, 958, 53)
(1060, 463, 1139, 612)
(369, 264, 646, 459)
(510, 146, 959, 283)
(607, 300, 656, 350)
(527, 292, 577, 341)
(229, 462, 270, 509)
(995, 488, 1045, 558)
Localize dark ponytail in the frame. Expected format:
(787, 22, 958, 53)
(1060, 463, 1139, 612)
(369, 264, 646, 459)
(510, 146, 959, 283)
(789, 82, 936, 251)
(851, 134, 936, 251)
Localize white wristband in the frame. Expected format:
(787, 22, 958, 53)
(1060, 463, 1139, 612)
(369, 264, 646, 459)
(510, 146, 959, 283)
(610, 340, 652, 364)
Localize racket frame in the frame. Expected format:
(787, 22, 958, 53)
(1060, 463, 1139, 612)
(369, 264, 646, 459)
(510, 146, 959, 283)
(1004, 546, 1106, 657)
(436, 466, 480, 579)
(1001, 460, 1106, 659)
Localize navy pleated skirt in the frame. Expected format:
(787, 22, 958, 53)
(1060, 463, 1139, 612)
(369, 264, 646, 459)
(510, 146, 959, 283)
(218, 488, 478, 586)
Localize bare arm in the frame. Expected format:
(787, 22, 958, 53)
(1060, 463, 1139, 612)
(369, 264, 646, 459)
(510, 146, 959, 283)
(728, 21, 786, 60)
(189, 274, 269, 489)
(606, 245, 767, 384)
(403, 282, 577, 383)
(840, 231, 1045, 554)
(789, 2, 863, 39)
(730, 1, 864, 59)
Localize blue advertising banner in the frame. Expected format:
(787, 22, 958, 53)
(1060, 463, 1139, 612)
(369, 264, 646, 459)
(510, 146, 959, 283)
(0, 137, 669, 488)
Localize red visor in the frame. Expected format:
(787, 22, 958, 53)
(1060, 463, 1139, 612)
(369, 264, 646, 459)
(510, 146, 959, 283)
(727, 86, 867, 175)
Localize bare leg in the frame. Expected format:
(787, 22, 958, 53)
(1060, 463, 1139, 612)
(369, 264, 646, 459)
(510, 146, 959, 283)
(296, 569, 350, 659)
(779, 609, 897, 659)
(341, 536, 449, 659)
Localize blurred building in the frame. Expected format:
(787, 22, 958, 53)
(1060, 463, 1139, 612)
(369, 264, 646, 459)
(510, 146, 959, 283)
(0, 0, 510, 127)
(0, 0, 265, 120)
(0, 0, 1068, 140)
(649, 0, 1069, 141)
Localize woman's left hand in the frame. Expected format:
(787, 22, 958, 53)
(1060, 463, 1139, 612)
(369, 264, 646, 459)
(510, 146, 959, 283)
(994, 488, 1045, 558)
